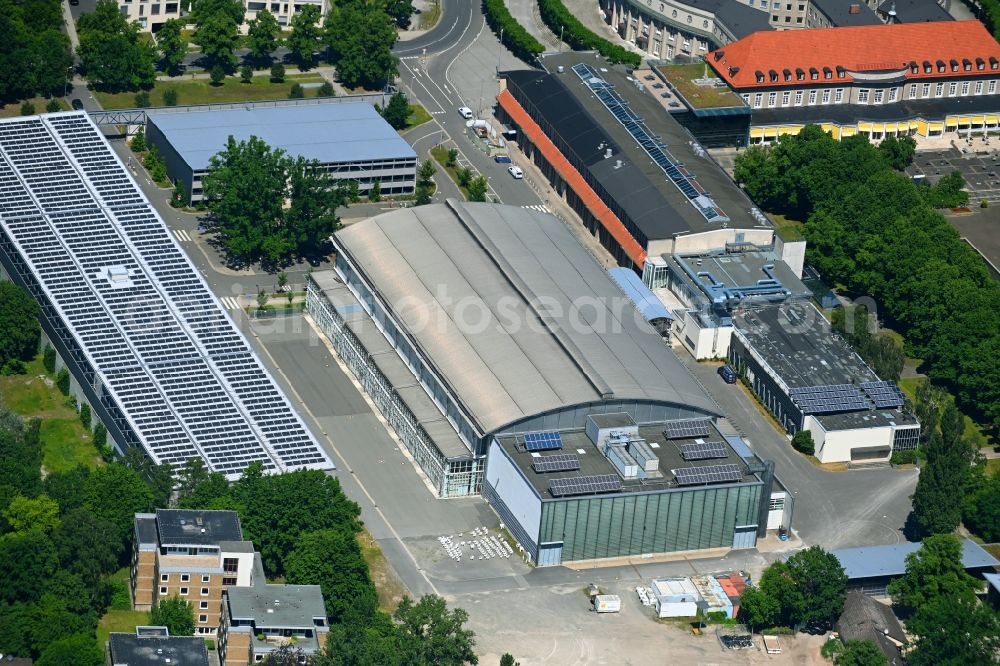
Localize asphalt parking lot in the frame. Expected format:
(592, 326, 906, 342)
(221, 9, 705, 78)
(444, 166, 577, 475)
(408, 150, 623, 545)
(908, 147, 1000, 203)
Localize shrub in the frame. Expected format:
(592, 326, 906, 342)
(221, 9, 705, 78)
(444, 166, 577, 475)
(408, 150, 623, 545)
(108, 578, 132, 610)
(537, 0, 641, 66)
(2, 359, 27, 375)
(210, 64, 226, 85)
(483, 0, 545, 64)
(241, 64, 254, 83)
(317, 81, 334, 97)
(43, 344, 56, 373)
(791, 430, 815, 455)
(134, 91, 151, 108)
(56, 367, 70, 395)
(367, 180, 381, 202)
(80, 403, 91, 430)
(45, 98, 61, 113)
(130, 127, 147, 153)
(981, 199, 989, 208)
(890, 449, 918, 465)
(20, 101, 35, 116)
(163, 88, 178, 106)
(457, 167, 473, 188)
(289, 83, 304, 99)
(270, 63, 285, 83)
(171, 181, 187, 208)
(94, 422, 108, 449)
(446, 148, 458, 167)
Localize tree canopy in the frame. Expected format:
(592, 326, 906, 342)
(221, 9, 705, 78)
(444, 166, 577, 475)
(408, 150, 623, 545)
(832, 640, 888, 666)
(192, 0, 243, 70)
(247, 9, 281, 64)
(910, 405, 975, 537)
(738, 547, 846, 631)
(381, 91, 410, 130)
(325, 0, 399, 89)
(76, 0, 157, 92)
(393, 595, 478, 666)
(0, 0, 73, 103)
(287, 4, 323, 68)
(887, 534, 980, 613)
(905, 596, 1000, 666)
(0, 281, 40, 372)
(156, 19, 187, 75)
(150, 596, 195, 636)
(734, 127, 998, 424)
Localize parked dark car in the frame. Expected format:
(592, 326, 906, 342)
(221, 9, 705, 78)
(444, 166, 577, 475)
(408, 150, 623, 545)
(718, 365, 737, 384)
(71, 98, 84, 110)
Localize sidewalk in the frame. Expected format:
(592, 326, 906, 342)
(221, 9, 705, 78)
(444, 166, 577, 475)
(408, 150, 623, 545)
(558, 0, 647, 56)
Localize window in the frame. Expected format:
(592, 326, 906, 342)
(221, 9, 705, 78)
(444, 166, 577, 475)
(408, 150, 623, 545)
(202, 575, 211, 583)
(796, 16, 802, 22)
(671, 9, 677, 16)
(909, 85, 917, 99)
(976, 81, 984, 94)
(761, 0, 768, 7)
(794, 90, 803, 105)
(784, 16, 791, 22)
(767, 92, 777, 107)
(781, 91, 790, 105)
(199, 614, 208, 623)
(753, 93, 763, 108)
(223, 558, 239, 573)
(858, 89, 869, 103)
(200, 601, 209, 609)
(961, 81, 970, 95)
(821, 89, 830, 104)
(160, 574, 169, 582)
(935, 82, 944, 96)
(180, 587, 189, 595)
(922, 83, 931, 97)
(874, 89, 884, 104)
(769, 498, 785, 511)
(834, 88, 843, 103)
(201, 587, 210, 596)
(741, 93, 750, 103)
(990, 80, 997, 94)
(159, 586, 168, 595)
(181, 574, 190, 582)
(151, 3, 159, 13)
(808, 90, 817, 105)
(223, 577, 237, 586)
(949, 82, 957, 96)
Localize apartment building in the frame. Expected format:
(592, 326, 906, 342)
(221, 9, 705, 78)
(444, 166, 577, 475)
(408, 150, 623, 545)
(218, 556, 328, 665)
(119, 0, 182, 33)
(131, 510, 256, 636)
(244, 0, 329, 28)
(707, 20, 1000, 143)
(109, 627, 210, 666)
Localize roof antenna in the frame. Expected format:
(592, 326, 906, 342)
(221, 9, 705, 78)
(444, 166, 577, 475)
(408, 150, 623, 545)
(888, 1, 897, 23)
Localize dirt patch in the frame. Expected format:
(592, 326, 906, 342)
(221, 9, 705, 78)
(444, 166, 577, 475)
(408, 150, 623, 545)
(358, 530, 408, 612)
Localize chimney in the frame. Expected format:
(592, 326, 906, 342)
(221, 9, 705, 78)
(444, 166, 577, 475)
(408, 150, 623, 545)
(849, 3, 860, 13)
(615, 159, 623, 169)
(605, 148, 613, 159)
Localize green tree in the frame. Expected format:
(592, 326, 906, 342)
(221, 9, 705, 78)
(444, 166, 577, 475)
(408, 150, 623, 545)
(285, 529, 378, 623)
(876, 135, 916, 171)
(385, 0, 414, 28)
(156, 19, 187, 75)
(905, 596, 1000, 666)
(51, 508, 121, 589)
(79, 403, 91, 429)
(120, 447, 174, 509)
(887, 534, 979, 613)
(964, 470, 1000, 541)
(178, 456, 211, 499)
(202, 135, 289, 265)
(317, 612, 400, 666)
(499, 655, 520, 666)
(83, 463, 154, 549)
(326, 3, 398, 89)
(446, 148, 458, 166)
(414, 182, 432, 205)
(833, 640, 887, 666)
(45, 98, 60, 113)
(381, 91, 410, 130)
(737, 585, 780, 631)
(467, 175, 488, 202)
(394, 595, 478, 666)
(2, 495, 61, 534)
(43, 466, 90, 515)
(241, 63, 254, 83)
(910, 406, 974, 537)
(284, 157, 344, 258)
(0, 282, 40, 368)
(194, 11, 240, 71)
(134, 90, 151, 107)
(457, 167, 472, 188)
(0, 530, 59, 603)
(289, 82, 304, 99)
(785, 546, 847, 626)
(77, 0, 157, 92)
(367, 179, 381, 202)
(791, 430, 814, 455)
(36, 633, 104, 666)
(758, 561, 804, 628)
(171, 179, 187, 207)
(317, 81, 334, 97)
(922, 170, 968, 208)
(42, 345, 56, 373)
(55, 368, 70, 395)
(247, 9, 280, 65)
(92, 423, 108, 450)
(131, 126, 147, 152)
(210, 63, 226, 85)
(287, 4, 322, 69)
(270, 62, 285, 83)
(150, 596, 196, 636)
(163, 88, 179, 106)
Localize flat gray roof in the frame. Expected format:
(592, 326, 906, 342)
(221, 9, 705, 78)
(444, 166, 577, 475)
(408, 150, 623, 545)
(667, 251, 812, 310)
(496, 422, 757, 498)
(109, 632, 209, 666)
(831, 538, 1000, 579)
(155, 509, 242, 546)
(227, 583, 326, 627)
(148, 103, 416, 172)
(333, 201, 719, 436)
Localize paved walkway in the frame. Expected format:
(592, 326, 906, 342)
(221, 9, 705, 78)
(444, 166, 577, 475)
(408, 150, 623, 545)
(559, 0, 647, 56)
(507, 0, 562, 50)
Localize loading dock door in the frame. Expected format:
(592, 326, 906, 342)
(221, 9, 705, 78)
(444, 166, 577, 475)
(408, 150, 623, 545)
(732, 525, 757, 550)
(538, 542, 563, 566)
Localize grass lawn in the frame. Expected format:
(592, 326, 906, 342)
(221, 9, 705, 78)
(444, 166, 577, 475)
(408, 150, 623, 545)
(984, 457, 1000, 477)
(94, 74, 327, 109)
(430, 145, 470, 199)
(97, 609, 150, 647)
(0, 354, 101, 473)
(358, 530, 406, 612)
(770, 213, 805, 242)
(405, 104, 432, 130)
(0, 97, 70, 118)
(419, 0, 441, 30)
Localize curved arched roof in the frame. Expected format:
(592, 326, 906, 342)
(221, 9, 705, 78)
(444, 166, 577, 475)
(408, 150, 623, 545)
(334, 200, 718, 435)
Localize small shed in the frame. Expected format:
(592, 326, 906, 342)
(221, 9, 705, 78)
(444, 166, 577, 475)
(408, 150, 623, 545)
(835, 591, 907, 666)
(651, 578, 701, 618)
(691, 574, 735, 619)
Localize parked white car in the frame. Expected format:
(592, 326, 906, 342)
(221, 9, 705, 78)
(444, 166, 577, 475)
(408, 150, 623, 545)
(457, 106, 474, 119)
(508, 166, 524, 179)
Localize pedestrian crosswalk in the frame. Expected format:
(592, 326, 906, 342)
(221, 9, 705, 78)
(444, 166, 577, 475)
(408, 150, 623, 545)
(522, 204, 551, 214)
(219, 296, 242, 310)
(173, 229, 192, 242)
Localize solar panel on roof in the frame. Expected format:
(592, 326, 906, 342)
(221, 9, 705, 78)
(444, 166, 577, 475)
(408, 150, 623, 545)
(531, 453, 581, 473)
(681, 441, 727, 461)
(524, 431, 563, 451)
(548, 474, 622, 497)
(663, 420, 712, 440)
(673, 464, 742, 486)
(860, 381, 905, 409)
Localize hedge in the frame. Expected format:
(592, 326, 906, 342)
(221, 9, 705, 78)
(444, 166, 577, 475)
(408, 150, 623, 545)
(537, 0, 641, 67)
(483, 0, 544, 65)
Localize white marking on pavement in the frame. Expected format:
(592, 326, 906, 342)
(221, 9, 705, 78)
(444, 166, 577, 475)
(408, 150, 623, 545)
(522, 204, 551, 214)
(173, 229, 191, 242)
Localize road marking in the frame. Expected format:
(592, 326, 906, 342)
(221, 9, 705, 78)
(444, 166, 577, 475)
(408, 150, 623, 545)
(522, 204, 551, 214)
(219, 296, 241, 310)
(173, 229, 191, 241)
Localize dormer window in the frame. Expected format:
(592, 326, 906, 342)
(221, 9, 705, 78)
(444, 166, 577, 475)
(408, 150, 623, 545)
(823, 66, 832, 79)
(783, 68, 792, 81)
(836, 65, 846, 79)
(909, 61, 918, 74)
(937, 59, 946, 73)
(950, 59, 959, 72)
(755, 70, 765, 83)
(769, 69, 778, 82)
(963, 58, 972, 71)
(796, 67, 805, 81)
(991, 56, 999, 70)
(923, 60, 932, 73)
(809, 67, 819, 80)
(976, 57, 985, 70)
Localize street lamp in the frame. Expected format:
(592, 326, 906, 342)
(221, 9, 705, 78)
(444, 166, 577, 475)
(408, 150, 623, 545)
(560, 24, 564, 51)
(497, 26, 504, 75)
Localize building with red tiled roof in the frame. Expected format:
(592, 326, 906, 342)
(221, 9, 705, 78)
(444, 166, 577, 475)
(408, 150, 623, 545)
(705, 20, 1000, 143)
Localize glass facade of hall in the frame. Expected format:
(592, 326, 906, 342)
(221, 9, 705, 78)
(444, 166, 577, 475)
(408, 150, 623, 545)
(539, 483, 761, 561)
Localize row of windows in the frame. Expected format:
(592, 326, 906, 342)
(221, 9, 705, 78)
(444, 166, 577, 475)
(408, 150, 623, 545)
(159, 586, 212, 596)
(161, 573, 211, 583)
(744, 80, 1000, 108)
